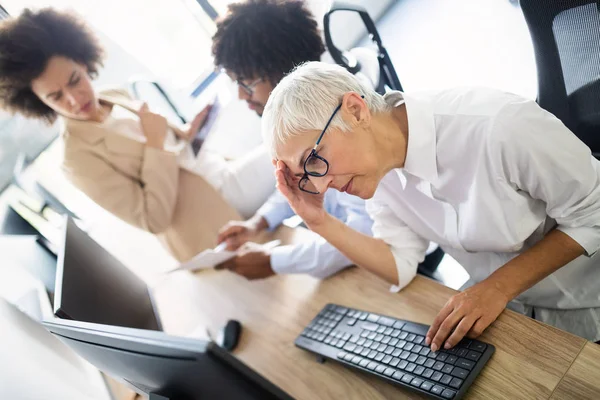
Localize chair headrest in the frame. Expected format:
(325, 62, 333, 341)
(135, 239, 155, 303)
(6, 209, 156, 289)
(348, 47, 381, 91)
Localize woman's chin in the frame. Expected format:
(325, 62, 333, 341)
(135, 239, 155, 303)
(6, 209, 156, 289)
(356, 182, 378, 200)
(66, 113, 91, 121)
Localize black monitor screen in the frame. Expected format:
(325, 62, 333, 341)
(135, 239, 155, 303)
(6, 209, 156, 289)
(54, 218, 161, 331)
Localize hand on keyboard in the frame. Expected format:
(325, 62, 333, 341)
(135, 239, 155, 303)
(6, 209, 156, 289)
(425, 281, 508, 352)
(296, 304, 495, 399)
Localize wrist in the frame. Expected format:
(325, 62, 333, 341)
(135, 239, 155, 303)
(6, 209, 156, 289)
(249, 215, 269, 233)
(306, 212, 335, 235)
(146, 139, 165, 149)
(267, 249, 281, 275)
(481, 275, 514, 304)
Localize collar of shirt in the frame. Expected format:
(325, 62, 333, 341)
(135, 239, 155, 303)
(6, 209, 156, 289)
(383, 91, 439, 191)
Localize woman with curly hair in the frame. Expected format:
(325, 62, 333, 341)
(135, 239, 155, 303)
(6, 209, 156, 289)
(0, 8, 275, 261)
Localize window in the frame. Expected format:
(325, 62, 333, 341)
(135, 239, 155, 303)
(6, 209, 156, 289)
(2, 0, 217, 88)
(0, 112, 59, 192)
(0, 0, 221, 190)
(207, 0, 236, 16)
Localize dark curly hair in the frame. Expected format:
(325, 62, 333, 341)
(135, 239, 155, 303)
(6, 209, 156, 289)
(212, 0, 325, 85)
(0, 8, 104, 123)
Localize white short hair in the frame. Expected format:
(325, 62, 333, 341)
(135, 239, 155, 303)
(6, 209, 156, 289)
(261, 61, 391, 157)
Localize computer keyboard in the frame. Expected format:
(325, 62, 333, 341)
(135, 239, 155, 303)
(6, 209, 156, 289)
(295, 304, 495, 399)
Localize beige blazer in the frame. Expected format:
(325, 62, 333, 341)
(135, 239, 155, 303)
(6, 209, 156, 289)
(61, 88, 240, 262)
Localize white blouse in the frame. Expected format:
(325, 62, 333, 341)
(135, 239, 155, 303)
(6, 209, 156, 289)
(367, 89, 600, 340)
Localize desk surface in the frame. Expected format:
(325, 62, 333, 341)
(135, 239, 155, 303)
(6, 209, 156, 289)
(550, 342, 600, 400)
(149, 227, 596, 400)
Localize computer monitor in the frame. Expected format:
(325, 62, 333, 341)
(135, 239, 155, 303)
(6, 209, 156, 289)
(54, 217, 162, 331)
(0, 298, 113, 400)
(42, 318, 293, 400)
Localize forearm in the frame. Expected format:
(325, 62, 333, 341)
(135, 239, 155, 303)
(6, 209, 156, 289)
(271, 240, 352, 279)
(311, 214, 398, 284)
(256, 191, 296, 230)
(484, 229, 585, 300)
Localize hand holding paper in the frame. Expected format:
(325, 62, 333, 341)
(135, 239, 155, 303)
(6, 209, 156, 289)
(168, 240, 280, 273)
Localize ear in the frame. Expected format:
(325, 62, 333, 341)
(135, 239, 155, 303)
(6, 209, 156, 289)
(341, 92, 370, 127)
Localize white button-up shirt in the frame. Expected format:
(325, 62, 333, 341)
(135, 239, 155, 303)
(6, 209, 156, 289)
(367, 89, 600, 340)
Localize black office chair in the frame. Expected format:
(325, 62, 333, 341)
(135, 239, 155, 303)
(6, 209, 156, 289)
(324, 2, 403, 94)
(520, 0, 600, 154)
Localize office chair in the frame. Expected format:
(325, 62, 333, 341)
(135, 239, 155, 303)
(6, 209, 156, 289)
(324, 2, 403, 94)
(520, 0, 600, 154)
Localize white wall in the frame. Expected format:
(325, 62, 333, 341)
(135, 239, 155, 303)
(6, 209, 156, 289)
(93, 28, 153, 87)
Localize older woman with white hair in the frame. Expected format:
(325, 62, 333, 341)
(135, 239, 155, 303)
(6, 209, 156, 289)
(262, 61, 600, 348)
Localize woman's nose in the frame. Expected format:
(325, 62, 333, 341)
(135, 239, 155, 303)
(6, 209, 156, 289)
(65, 91, 78, 108)
(237, 85, 250, 101)
(311, 175, 333, 194)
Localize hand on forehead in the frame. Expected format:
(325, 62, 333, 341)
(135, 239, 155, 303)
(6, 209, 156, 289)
(271, 130, 322, 176)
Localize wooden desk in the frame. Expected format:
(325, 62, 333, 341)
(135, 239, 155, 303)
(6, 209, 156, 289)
(551, 342, 600, 400)
(150, 228, 596, 399)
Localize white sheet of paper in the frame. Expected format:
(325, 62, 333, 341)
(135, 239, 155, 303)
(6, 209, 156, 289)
(172, 244, 234, 272)
(167, 240, 281, 273)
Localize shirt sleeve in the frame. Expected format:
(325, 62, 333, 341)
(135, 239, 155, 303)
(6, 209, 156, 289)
(255, 191, 296, 231)
(366, 192, 429, 291)
(492, 99, 600, 256)
(270, 192, 374, 278)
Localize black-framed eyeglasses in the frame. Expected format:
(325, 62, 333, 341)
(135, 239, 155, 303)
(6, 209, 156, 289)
(298, 103, 342, 194)
(236, 77, 262, 96)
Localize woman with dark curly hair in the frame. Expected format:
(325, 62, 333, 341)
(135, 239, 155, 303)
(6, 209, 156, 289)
(0, 8, 275, 262)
